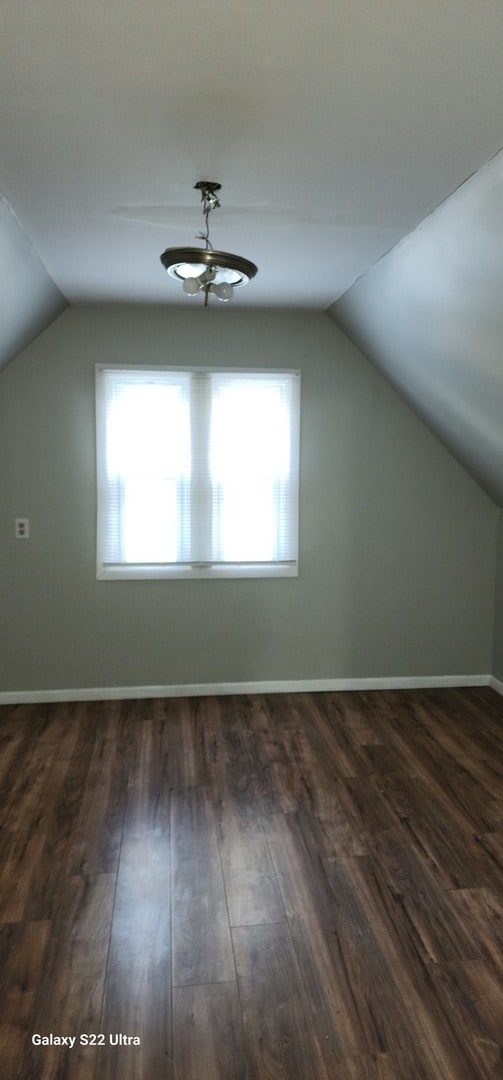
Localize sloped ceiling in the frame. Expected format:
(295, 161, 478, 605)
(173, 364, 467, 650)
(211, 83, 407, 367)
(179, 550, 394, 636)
(331, 150, 503, 507)
(0, 194, 66, 371)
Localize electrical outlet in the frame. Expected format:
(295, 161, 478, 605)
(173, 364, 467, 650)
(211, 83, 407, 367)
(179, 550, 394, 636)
(15, 518, 30, 539)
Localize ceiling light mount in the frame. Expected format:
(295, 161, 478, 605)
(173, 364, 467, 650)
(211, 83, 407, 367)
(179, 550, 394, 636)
(160, 181, 257, 306)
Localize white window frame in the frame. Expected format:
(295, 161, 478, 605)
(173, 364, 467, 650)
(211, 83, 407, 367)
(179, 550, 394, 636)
(95, 365, 300, 580)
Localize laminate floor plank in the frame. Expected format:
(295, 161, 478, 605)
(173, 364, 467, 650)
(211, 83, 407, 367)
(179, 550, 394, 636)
(0, 730, 27, 793)
(324, 690, 388, 747)
(20, 873, 116, 1080)
(323, 856, 481, 1080)
(297, 791, 367, 861)
(214, 786, 285, 927)
(450, 687, 503, 748)
(171, 786, 235, 986)
(0, 706, 85, 843)
(276, 696, 375, 836)
(288, 913, 383, 1060)
(412, 696, 503, 795)
(410, 689, 503, 782)
(427, 959, 503, 1079)
(355, 858, 500, 1076)
(203, 695, 256, 796)
(0, 732, 72, 834)
(245, 693, 300, 771)
(331, 1056, 398, 1079)
(243, 696, 306, 817)
(477, 831, 503, 893)
(65, 702, 130, 876)
(264, 810, 337, 921)
(99, 834, 172, 1080)
(0, 920, 51, 1024)
(233, 921, 331, 1080)
(161, 696, 207, 790)
(0, 757, 73, 924)
(366, 835, 481, 965)
(0, 921, 51, 1078)
(399, 700, 503, 832)
(172, 982, 243, 1080)
(0, 688, 501, 1079)
(24, 723, 106, 923)
(363, 741, 488, 890)
(446, 886, 503, 976)
(301, 692, 370, 779)
(334, 772, 402, 844)
(398, 804, 490, 891)
(121, 699, 172, 836)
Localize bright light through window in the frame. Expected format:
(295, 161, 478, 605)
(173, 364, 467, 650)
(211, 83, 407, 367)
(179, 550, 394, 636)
(96, 367, 300, 580)
(105, 382, 190, 563)
(210, 380, 291, 562)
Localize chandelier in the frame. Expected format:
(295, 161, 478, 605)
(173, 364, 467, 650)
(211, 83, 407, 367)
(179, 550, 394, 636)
(160, 181, 258, 305)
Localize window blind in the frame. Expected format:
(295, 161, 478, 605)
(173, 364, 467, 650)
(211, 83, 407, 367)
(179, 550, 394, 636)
(96, 366, 300, 580)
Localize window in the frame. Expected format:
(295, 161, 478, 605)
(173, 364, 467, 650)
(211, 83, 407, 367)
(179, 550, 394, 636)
(96, 366, 300, 579)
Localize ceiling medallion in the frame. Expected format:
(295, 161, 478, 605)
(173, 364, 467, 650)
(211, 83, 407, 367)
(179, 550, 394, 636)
(160, 181, 258, 306)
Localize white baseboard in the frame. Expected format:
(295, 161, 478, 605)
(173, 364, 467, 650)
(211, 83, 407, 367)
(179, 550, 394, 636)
(0, 673, 493, 705)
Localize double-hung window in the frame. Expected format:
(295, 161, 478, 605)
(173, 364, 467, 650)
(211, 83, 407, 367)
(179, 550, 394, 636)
(96, 366, 300, 579)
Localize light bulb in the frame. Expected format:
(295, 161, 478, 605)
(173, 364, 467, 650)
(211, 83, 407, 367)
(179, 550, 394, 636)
(213, 282, 233, 303)
(183, 277, 201, 295)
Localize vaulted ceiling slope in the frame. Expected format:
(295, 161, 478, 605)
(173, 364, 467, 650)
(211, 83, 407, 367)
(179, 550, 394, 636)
(331, 150, 503, 507)
(0, 195, 66, 372)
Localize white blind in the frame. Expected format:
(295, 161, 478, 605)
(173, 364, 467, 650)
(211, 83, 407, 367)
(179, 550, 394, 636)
(96, 366, 299, 579)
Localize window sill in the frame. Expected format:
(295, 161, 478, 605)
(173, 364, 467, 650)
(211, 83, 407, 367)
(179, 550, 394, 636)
(97, 562, 298, 581)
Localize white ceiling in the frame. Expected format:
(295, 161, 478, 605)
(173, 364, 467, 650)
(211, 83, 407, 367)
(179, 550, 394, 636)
(1, 1, 502, 505)
(1, 1, 503, 310)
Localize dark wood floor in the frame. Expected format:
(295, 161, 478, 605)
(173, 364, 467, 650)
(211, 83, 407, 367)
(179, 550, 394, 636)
(0, 687, 501, 1079)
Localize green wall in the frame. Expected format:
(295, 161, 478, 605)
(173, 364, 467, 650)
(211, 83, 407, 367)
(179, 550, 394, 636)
(493, 511, 503, 682)
(0, 306, 497, 695)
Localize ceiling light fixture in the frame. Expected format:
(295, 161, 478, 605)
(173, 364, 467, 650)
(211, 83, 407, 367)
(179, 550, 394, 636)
(160, 181, 258, 306)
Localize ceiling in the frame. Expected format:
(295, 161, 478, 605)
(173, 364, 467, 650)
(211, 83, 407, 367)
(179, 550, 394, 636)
(1, 2, 502, 505)
(1, 1, 502, 311)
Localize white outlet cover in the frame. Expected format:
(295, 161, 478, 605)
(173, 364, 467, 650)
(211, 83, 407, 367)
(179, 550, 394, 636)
(15, 517, 30, 539)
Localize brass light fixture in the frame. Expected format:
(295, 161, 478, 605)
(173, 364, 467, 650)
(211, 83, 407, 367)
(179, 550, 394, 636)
(160, 181, 258, 305)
